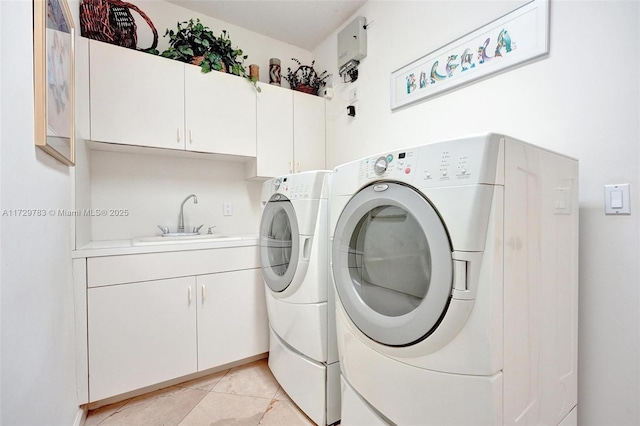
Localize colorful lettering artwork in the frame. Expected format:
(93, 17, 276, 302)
(391, 0, 548, 110)
(405, 29, 516, 96)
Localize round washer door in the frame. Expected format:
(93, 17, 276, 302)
(260, 194, 300, 292)
(332, 182, 453, 347)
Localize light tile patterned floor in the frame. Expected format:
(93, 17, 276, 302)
(85, 359, 315, 426)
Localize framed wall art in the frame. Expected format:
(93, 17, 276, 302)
(33, 0, 75, 165)
(390, 0, 549, 110)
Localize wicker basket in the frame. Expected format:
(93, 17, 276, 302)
(80, 0, 158, 51)
(294, 84, 318, 95)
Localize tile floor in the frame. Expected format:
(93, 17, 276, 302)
(85, 359, 315, 426)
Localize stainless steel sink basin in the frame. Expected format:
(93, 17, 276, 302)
(131, 234, 241, 246)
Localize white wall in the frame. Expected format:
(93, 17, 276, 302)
(90, 150, 263, 240)
(0, 1, 79, 424)
(314, 1, 640, 425)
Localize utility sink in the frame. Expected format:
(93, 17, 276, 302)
(131, 234, 241, 246)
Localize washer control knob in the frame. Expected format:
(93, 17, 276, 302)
(374, 156, 388, 176)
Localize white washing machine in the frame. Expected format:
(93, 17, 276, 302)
(259, 170, 340, 426)
(329, 134, 579, 425)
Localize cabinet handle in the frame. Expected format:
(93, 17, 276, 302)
(289, 161, 293, 174)
(177, 128, 181, 143)
(188, 286, 192, 303)
(202, 284, 206, 301)
(189, 129, 193, 144)
(296, 162, 301, 173)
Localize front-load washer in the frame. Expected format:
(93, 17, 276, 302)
(329, 134, 578, 425)
(259, 170, 340, 426)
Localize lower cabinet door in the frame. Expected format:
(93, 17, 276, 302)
(88, 277, 197, 401)
(197, 269, 268, 371)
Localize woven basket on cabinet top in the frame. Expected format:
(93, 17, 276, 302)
(289, 65, 321, 95)
(80, 0, 158, 51)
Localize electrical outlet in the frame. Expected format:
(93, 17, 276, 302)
(223, 202, 233, 216)
(323, 87, 334, 99)
(349, 87, 359, 103)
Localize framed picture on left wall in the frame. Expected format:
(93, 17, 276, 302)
(33, 0, 75, 165)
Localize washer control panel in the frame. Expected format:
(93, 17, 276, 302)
(360, 151, 416, 180)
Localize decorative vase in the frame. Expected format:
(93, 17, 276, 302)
(250, 64, 260, 81)
(269, 58, 281, 85)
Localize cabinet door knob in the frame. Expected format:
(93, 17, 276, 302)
(188, 286, 192, 303)
(189, 129, 193, 144)
(177, 128, 181, 143)
(296, 162, 301, 173)
(289, 161, 293, 174)
(202, 284, 206, 301)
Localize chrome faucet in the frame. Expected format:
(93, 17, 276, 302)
(178, 194, 198, 233)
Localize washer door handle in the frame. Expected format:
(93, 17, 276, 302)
(302, 237, 312, 260)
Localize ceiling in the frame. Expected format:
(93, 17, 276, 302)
(166, 0, 367, 51)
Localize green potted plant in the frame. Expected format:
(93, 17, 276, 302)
(158, 19, 259, 91)
(283, 58, 330, 96)
(160, 19, 222, 71)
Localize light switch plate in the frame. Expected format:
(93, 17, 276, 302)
(223, 202, 233, 216)
(604, 183, 630, 215)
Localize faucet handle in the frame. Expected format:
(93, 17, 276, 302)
(193, 224, 204, 234)
(207, 226, 216, 235)
(158, 225, 169, 235)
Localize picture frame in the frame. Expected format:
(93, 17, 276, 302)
(33, 0, 75, 165)
(390, 0, 549, 110)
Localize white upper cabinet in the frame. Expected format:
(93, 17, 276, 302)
(88, 39, 325, 169)
(248, 82, 294, 178)
(89, 39, 185, 150)
(185, 66, 257, 157)
(88, 40, 256, 157)
(246, 83, 326, 179)
(293, 91, 326, 173)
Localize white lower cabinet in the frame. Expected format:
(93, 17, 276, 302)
(85, 246, 268, 402)
(88, 277, 198, 402)
(197, 269, 268, 371)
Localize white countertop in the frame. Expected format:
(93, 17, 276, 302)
(72, 234, 259, 258)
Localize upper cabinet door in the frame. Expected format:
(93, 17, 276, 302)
(184, 66, 257, 157)
(293, 92, 326, 172)
(255, 83, 294, 177)
(89, 40, 185, 150)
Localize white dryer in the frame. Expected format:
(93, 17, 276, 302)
(259, 170, 340, 426)
(329, 134, 579, 425)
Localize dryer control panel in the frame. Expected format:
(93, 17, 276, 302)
(354, 135, 502, 189)
(272, 176, 313, 199)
